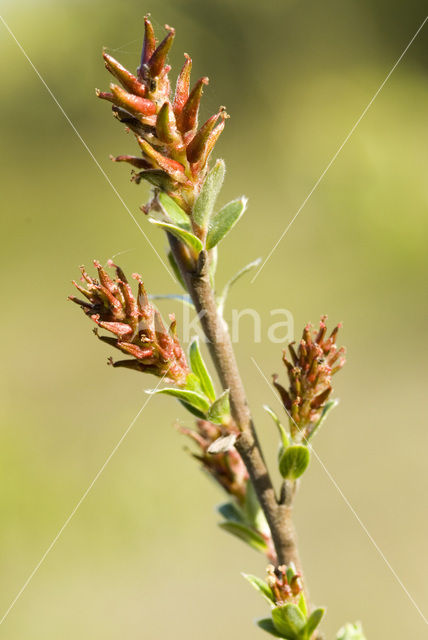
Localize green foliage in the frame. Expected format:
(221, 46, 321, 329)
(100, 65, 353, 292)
(193, 159, 225, 229)
(167, 250, 186, 289)
(206, 196, 247, 249)
(147, 337, 234, 424)
(245, 568, 324, 639)
(189, 337, 216, 402)
(217, 486, 269, 556)
(158, 192, 191, 228)
(336, 622, 366, 640)
(217, 501, 244, 524)
(207, 389, 231, 425)
(242, 574, 275, 605)
(146, 387, 210, 414)
(218, 521, 268, 553)
(278, 445, 310, 480)
(257, 618, 283, 637)
(264, 405, 290, 450)
(148, 218, 203, 253)
(271, 603, 306, 638)
(305, 608, 325, 637)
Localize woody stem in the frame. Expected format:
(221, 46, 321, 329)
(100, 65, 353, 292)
(169, 236, 306, 585)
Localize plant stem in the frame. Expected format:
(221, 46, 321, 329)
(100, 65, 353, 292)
(169, 238, 305, 576)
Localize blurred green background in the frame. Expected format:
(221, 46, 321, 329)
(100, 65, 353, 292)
(1, 0, 427, 637)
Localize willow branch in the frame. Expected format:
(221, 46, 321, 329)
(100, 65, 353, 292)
(169, 237, 303, 573)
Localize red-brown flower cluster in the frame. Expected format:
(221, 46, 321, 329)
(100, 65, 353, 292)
(266, 564, 303, 606)
(178, 420, 248, 504)
(273, 316, 346, 440)
(97, 16, 227, 216)
(69, 260, 189, 384)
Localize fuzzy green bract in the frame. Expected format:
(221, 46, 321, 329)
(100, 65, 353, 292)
(206, 196, 247, 249)
(193, 159, 225, 229)
(278, 445, 310, 480)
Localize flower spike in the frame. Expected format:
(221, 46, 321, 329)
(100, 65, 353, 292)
(97, 17, 226, 214)
(273, 317, 346, 440)
(69, 261, 189, 385)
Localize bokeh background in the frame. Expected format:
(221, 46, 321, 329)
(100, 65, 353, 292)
(1, 0, 427, 638)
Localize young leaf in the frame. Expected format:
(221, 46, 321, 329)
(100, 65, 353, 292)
(158, 192, 191, 228)
(148, 218, 203, 254)
(256, 618, 283, 638)
(271, 604, 306, 639)
(297, 593, 308, 618)
(279, 445, 310, 480)
(178, 400, 207, 420)
(146, 387, 209, 414)
(308, 398, 339, 441)
(189, 336, 216, 402)
(285, 563, 297, 585)
(242, 574, 275, 605)
(167, 250, 186, 289)
(217, 257, 261, 316)
(218, 521, 268, 553)
(264, 405, 290, 450)
(336, 622, 366, 640)
(206, 196, 247, 249)
(184, 372, 204, 393)
(305, 608, 325, 637)
(243, 481, 270, 537)
(217, 501, 245, 524)
(207, 389, 231, 425)
(193, 158, 225, 229)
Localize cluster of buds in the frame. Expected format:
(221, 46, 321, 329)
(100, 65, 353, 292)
(266, 564, 303, 606)
(178, 420, 248, 505)
(97, 16, 227, 217)
(69, 260, 189, 385)
(273, 316, 346, 440)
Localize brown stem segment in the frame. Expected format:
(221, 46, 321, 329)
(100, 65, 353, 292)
(169, 237, 304, 576)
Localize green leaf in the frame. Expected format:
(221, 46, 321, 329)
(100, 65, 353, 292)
(178, 400, 207, 420)
(285, 564, 297, 585)
(206, 196, 247, 249)
(217, 257, 261, 316)
(242, 574, 275, 605)
(149, 293, 193, 308)
(184, 372, 204, 393)
(336, 622, 366, 640)
(217, 501, 245, 524)
(256, 618, 283, 638)
(148, 218, 203, 254)
(158, 192, 191, 228)
(297, 593, 308, 618)
(272, 604, 306, 639)
(305, 608, 325, 637)
(167, 250, 186, 289)
(308, 398, 339, 441)
(207, 389, 231, 425)
(279, 445, 310, 480)
(146, 387, 209, 414)
(218, 521, 268, 553)
(189, 336, 216, 402)
(193, 159, 225, 229)
(264, 405, 290, 450)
